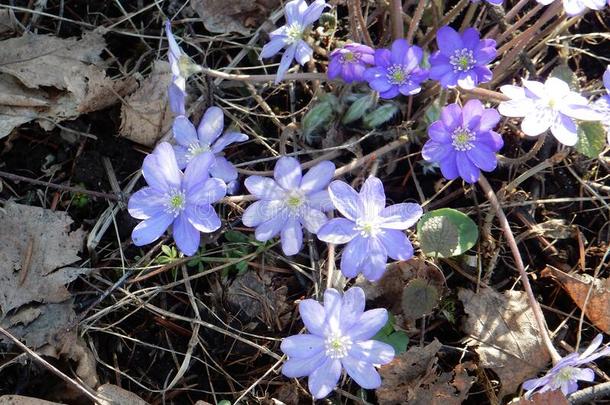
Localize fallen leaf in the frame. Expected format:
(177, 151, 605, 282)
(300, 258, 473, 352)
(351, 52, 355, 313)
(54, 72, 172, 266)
(515, 390, 569, 405)
(459, 288, 550, 397)
(191, 0, 279, 35)
(408, 362, 477, 405)
(0, 30, 136, 138)
(542, 266, 610, 333)
(0, 10, 14, 34)
(119, 61, 173, 146)
(376, 339, 442, 404)
(0, 396, 65, 405)
(97, 384, 149, 405)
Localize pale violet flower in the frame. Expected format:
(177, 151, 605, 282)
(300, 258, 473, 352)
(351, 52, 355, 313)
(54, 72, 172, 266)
(498, 77, 602, 146)
(173, 107, 248, 187)
(242, 157, 335, 256)
(260, 0, 328, 83)
(593, 65, 610, 142)
(281, 287, 394, 399)
(522, 334, 610, 397)
(535, 0, 606, 16)
(317, 177, 423, 281)
(128, 143, 226, 256)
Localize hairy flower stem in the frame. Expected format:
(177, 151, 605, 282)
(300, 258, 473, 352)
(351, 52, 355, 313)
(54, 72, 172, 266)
(406, 0, 428, 44)
(391, 0, 404, 40)
(478, 174, 562, 364)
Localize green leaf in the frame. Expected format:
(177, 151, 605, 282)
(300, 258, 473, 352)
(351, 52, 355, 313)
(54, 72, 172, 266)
(236, 261, 248, 275)
(363, 104, 399, 128)
(161, 245, 172, 256)
(218, 401, 232, 405)
(224, 230, 250, 244)
(401, 278, 439, 319)
(302, 100, 335, 136)
(383, 331, 409, 354)
(417, 208, 478, 258)
(576, 121, 606, 158)
(342, 93, 376, 124)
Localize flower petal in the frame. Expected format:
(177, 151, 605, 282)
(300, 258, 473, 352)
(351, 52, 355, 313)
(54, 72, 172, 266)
(340, 236, 369, 278)
(521, 106, 554, 136)
(197, 106, 224, 145)
(275, 44, 297, 83)
(428, 120, 451, 143)
(185, 204, 221, 233)
(328, 180, 363, 220)
(339, 287, 366, 332)
(173, 115, 198, 146)
(550, 113, 578, 146)
(437, 25, 463, 55)
(132, 213, 174, 246)
(183, 152, 214, 194)
(456, 151, 480, 184)
(467, 144, 497, 172)
(281, 334, 324, 358)
(348, 308, 388, 341)
(478, 108, 501, 132)
(209, 157, 239, 183)
(422, 141, 452, 163)
(282, 350, 327, 378)
(498, 99, 534, 118)
(439, 153, 459, 180)
(379, 203, 423, 229)
(324, 288, 342, 333)
(244, 176, 285, 200)
(342, 356, 382, 389)
(285, 0, 308, 24)
(302, 0, 327, 25)
(307, 190, 334, 211)
(295, 41, 313, 65)
(274, 156, 302, 190)
(360, 176, 386, 218)
(168, 83, 186, 115)
(211, 132, 248, 153)
(255, 213, 287, 242)
(361, 237, 388, 281)
(299, 299, 326, 336)
(242, 199, 286, 227)
(301, 208, 328, 234)
(300, 160, 335, 193)
(308, 358, 342, 399)
(260, 36, 286, 59)
(349, 340, 395, 365)
(173, 213, 200, 256)
(461, 99, 484, 127)
(440, 103, 462, 130)
(281, 217, 303, 256)
(128, 188, 166, 220)
(317, 218, 357, 244)
(143, 143, 182, 192)
(378, 229, 414, 260)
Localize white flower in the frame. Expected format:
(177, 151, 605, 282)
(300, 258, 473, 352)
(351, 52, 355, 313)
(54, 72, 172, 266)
(535, 0, 606, 16)
(498, 77, 602, 146)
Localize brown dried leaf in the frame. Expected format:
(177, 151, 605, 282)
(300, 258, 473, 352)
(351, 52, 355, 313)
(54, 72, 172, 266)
(0, 396, 65, 405)
(0, 10, 15, 34)
(191, 0, 280, 35)
(515, 390, 569, 405)
(119, 61, 173, 146)
(376, 339, 442, 404)
(408, 362, 477, 405)
(97, 384, 149, 405)
(459, 288, 550, 396)
(542, 266, 610, 333)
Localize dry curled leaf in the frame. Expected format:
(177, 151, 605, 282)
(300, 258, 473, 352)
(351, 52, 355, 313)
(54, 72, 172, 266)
(542, 266, 610, 333)
(459, 288, 550, 397)
(191, 0, 279, 35)
(119, 61, 173, 146)
(408, 362, 477, 405)
(514, 389, 569, 405)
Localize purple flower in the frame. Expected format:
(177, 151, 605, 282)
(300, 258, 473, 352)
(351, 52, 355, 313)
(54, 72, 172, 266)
(363, 39, 428, 99)
(128, 143, 226, 256)
(173, 107, 248, 186)
(328, 43, 375, 83)
(429, 26, 496, 90)
(242, 157, 335, 256)
(593, 65, 610, 142)
(422, 100, 503, 184)
(165, 21, 187, 115)
(498, 77, 602, 146)
(523, 334, 610, 397)
(317, 177, 422, 281)
(281, 287, 394, 399)
(535, 0, 606, 16)
(260, 0, 328, 84)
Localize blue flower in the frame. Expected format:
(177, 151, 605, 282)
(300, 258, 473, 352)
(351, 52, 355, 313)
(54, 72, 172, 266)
(363, 39, 429, 99)
(429, 26, 496, 90)
(128, 143, 226, 256)
(328, 43, 375, 83)
(260, 0, 328, 83)
(281, 287, 394, 399)
(172, 107, 248, 187)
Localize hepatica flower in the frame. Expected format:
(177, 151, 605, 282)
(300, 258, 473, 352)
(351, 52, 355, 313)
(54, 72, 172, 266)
(165, 21, 201, 115)
(173, 107, 248, 185)
(498, 77, 602, 146)
(522, 334, 610, 397)
(328, 43, 375, 83)
(317, 177, 423, 281)
(260, 0, 327, 83)
(593, 66, 610, 141)
(363, 39, 429, 99)
(423, 100, 503, 184)
(128, 143, 226, 256)
(281, 287, 394, 399)
(535, 0, 606, 16)
(242, 157, 335, 256)
(430, 26, 496, 89)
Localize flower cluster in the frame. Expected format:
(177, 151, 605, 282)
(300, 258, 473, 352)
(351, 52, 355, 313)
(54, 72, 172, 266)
(536, 0, 607, 16)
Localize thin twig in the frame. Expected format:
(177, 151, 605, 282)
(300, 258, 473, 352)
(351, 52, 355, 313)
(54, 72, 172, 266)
(478, 174, 562, 363)
(391, 0, 404, 40)
(568, 381, 610, 404)
(406, 0, 428, 44)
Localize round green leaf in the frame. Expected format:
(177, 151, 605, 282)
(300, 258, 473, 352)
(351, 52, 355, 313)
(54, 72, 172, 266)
(417, 208, 478, 258)
(401, 278, 439, 319)
(576, 121, 606, 159)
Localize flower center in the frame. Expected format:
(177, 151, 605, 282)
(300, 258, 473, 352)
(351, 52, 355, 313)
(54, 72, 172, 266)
(387, 64, 409, 85)
(450, 48, 476, 72)
(451, 126, 476, 151)
(186, 142, 211, 161)
(178, 55, 202, 77)
(553, 366, 578, 385)
(355, 219, 382, 238)
(286, 23, 303, 44)
(165, 190, 186, 216)
(341, 51, 358, 63)
(284, 190, 306, 214)
(324, 333, 352, 359)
